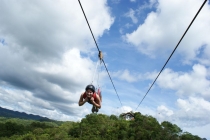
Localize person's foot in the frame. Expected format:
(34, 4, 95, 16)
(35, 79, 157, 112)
(92, 106, 98, 113)
(91, 106, 95, 113)
(95, 107, 98, 112)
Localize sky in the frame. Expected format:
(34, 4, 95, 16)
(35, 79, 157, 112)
(0, 0, 210, 139)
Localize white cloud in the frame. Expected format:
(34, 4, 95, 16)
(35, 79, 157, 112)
(177, 97, 210, 121)
(130, 0, 136, 3)
(125, 0, 210, 63)
(125, 23, 133, 28)
(137, 0, 158, 13)
(154, 98, 209, 122)
(157, 105, 174, 116)
(112, 106, 133, 116)
(80, 0, 114, 38)
(112, 69, 158, 83)
(0, 47, 107, 120)
(153, 97, 210, 139)
(157, 97, 210, 127)
(113, 69, 138, 82)
(157, 64, 210, 99)
(125, 8, 138, 24)
(182, 123, 210, 139)
(0, 0, 114, 60)
(0, 0, 113, 121)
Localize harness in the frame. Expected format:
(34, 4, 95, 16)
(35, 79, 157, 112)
(83, 89, 102, 104)
(83, 92, 97, 104)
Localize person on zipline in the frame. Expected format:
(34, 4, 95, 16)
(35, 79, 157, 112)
(78, 84, 102, 113)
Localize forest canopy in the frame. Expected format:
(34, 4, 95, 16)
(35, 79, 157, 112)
(0, 112, 205, 140)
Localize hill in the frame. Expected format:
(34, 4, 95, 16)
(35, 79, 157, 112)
(0, 106, 52, 121)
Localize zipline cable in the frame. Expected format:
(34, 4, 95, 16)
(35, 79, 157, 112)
(102, 59, 123, 107)
(135, 0, 207, 111)
(78, 0, 123, 107)
(78, 0, 100, 52)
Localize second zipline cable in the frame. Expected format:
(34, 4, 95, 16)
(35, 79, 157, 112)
(135, 0, 207, 111)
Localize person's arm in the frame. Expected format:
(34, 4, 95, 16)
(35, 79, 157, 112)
(78, 93, 87, 106)
(90, 94, 101, 108)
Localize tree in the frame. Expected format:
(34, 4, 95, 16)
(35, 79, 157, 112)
(0, 122, 24, 137)
(180, 132, 202, 140)
(161, 121, 182, 140)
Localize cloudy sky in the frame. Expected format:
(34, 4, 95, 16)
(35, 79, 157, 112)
(0, 0, 210, 139)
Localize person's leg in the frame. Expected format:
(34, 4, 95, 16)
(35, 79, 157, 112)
(91, 105, 95, 113)
(92, 105, 98, 113)
(95, 107, 98, 112)
(92, 106, 99, 113)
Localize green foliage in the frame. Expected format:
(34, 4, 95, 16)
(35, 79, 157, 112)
(161, 121, 183, 140)
(0, 117, 59, 127)
(20, 132, 36, 140)
(0, 114, 203, 140)
(180, 132, 202, 140)
(0, 122, 24, 137)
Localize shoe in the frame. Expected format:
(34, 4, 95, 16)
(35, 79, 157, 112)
(95, 107, 98, 112)
(91, 106, 95, 113)
(91, 106, 98, 113)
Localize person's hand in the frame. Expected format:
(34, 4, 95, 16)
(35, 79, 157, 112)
(85, 97, 89, 102)
(90, 97, 94, 103)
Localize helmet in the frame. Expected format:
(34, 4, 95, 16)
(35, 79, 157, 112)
(85, 85, 95, 93)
